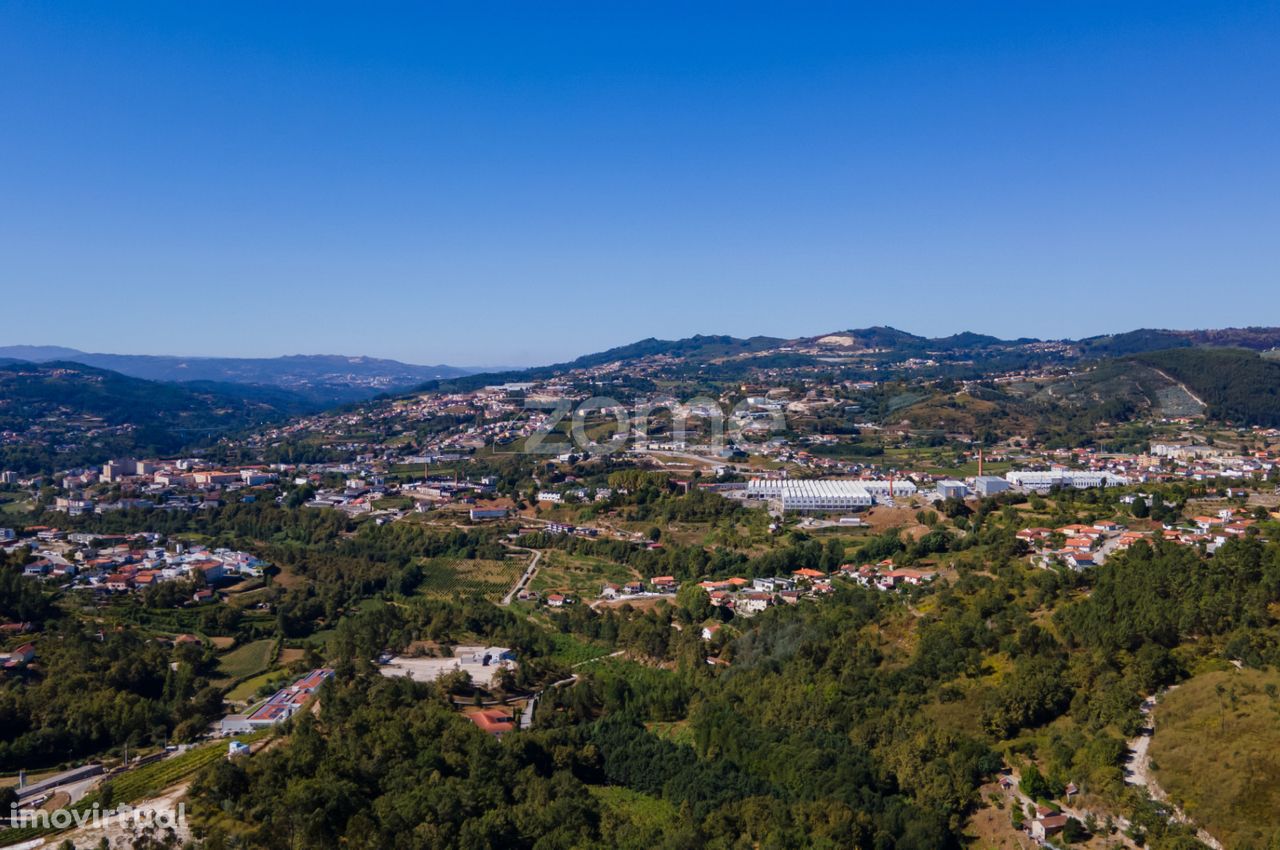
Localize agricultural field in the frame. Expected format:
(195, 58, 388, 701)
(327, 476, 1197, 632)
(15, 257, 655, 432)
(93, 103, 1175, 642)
(225, 669, 292, 702)
(0, 731, 267, 845)
(99, 600, 213, 636)
(415, 557, 525, 601)
(528, 550, 636, 598)
(99, 733, 267, 803)
(546, 631, 614, 667)
(214, 639, 278, 683)
(1150, 668, 1280, 849)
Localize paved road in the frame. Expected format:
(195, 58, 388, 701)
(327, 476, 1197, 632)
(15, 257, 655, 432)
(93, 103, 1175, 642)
(501, 547, 542, 606)
(1094, 532, 1128, 565)
(519, 674, 579, 730)
(518, 653, 624, 730)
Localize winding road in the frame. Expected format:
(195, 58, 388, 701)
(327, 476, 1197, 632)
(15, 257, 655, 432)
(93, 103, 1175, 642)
(1123, 689, 1223, 850)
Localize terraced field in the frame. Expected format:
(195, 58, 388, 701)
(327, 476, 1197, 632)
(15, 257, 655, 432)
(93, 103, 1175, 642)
(528, 550, 635, 598)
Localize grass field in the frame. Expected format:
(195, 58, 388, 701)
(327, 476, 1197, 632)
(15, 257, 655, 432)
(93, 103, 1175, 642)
(0, 493, 32, 515)
(214, 639, 278, 682)
(546, 632, 613, 666)
(305, 627, 336, 649)
(224, 668, 292, 702)
(1150, 668, 1280, 848)
(102, 733, 267, 802)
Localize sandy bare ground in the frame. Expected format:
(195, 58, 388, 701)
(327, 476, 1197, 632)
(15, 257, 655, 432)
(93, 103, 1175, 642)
(7, 782, 192, 850)
(591, 594, 675, 611)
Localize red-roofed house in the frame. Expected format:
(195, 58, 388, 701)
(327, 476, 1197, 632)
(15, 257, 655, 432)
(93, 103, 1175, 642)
(737, 593, 772, 615)
(1031, 814, 1070, 841)
(2, 643, 36, 670)
(469, 708, 516, 737)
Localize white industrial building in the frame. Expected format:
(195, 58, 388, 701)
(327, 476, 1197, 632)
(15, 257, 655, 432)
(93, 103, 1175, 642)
(1005, 470, 1129, 491)
(973, 476, 1012, 497)
(745, 478, 913, 512)
(858, 479, 918, 499)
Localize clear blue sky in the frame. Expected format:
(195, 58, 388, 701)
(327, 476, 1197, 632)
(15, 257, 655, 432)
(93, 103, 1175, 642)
(2, 2, 1277, 366)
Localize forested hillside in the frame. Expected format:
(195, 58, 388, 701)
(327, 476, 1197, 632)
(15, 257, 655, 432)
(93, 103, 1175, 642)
(0, 361, 308, 472)
(179, 502, 1280, 849)
(1134, 348, 1280, 426)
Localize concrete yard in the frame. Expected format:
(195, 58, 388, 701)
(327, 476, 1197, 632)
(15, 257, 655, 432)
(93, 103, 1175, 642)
(378, 645, 515, 688)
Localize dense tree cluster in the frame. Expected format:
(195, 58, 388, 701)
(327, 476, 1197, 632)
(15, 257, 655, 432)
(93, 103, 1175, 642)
(0, 626, 221, 769)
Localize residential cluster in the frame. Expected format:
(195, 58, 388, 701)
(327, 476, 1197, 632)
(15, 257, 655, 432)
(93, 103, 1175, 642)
(37, 458, 281, 516)
(674, 562, 939, 618)
(1020, 505, 1273, 571)
(3, 526, 265, 597)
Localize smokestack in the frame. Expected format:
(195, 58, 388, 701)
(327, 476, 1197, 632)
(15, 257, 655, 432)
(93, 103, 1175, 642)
(978, 447, 984, 477)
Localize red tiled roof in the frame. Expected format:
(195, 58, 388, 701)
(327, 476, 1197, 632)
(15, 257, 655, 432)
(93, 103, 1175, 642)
(469, 709, 515, 735)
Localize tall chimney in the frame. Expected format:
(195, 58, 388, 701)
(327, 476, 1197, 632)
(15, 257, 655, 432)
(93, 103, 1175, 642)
(978, 447, 984, 477)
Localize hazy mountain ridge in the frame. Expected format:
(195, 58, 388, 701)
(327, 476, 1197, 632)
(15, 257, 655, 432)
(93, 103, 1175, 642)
(0, 346, 476, 404)
(411, 325, 1280, 394)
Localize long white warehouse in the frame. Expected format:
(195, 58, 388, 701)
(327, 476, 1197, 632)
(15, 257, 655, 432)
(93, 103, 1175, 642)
(1005, 470, 1129, 491)
(745, 478, 915, 512)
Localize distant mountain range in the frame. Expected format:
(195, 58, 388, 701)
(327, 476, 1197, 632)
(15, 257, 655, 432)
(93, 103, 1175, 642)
(8, 328, 1279, 406)
(2, 326, 1278, 474)
(410, 325, 1280, 394)
(0, 346, 477, 405)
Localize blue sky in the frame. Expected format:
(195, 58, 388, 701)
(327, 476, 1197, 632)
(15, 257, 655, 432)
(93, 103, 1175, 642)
(2, 1, 1277, 366)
